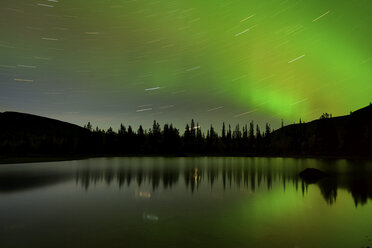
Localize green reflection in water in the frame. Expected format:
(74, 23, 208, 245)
(1, 157, 372, 248)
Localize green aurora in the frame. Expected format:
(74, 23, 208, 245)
(1, 0, 371, 129)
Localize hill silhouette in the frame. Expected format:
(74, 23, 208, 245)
(269, 104, 372, 156)
(0, 112, 91, 156)
(0, 104, 371, 159)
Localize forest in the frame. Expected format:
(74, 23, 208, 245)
(0, 104, 371, 158)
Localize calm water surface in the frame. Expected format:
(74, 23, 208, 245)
(1, 157, 372, 248)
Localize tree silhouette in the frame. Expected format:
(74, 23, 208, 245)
(84, 122, 92, 131)
(222, 122, 226, 139)
(2, 104, 372, 157)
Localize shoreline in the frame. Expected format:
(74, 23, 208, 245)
(1, 153, 372, 165)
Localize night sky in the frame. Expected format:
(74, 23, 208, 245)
(1, 0, 371, 130)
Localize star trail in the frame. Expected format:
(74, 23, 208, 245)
(0, 0, 371, 129)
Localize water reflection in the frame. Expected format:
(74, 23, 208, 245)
(1, 158, 371, 207)
(0, 169, 72, 193)
(72, 158, 372, 207)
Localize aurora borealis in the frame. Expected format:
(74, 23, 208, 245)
(1, 0, 371, 129)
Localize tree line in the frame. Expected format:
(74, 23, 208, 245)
(83, 120, 273, 155)
(1, 104, 371, 157)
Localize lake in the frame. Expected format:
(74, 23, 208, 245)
(1, 157, 372, 248)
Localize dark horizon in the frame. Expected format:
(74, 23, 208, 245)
(1, 103, 371, 159)
(2, 101, 371, 135)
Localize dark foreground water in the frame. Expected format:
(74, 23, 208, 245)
(1, 157, 372, 248)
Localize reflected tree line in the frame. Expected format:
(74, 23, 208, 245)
(75, 163, 372, 207)
(1, 160, 371, 207)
